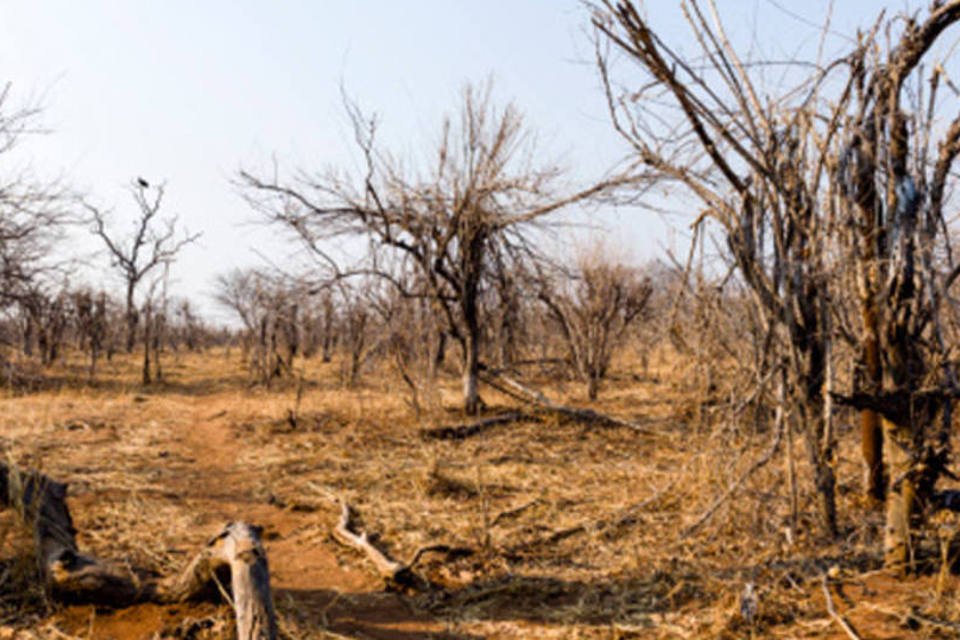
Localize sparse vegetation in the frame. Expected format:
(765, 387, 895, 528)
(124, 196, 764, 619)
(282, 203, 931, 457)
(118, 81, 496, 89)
(3, 1, 960, 638)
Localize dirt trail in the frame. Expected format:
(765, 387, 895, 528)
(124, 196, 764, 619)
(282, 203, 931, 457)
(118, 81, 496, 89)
(56, 395, 459, 640)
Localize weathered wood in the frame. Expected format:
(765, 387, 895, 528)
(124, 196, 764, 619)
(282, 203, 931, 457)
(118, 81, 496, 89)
(158, 522, 277, 640)
(328, 497, 470, 593)
(331, 500, 426, 592)
(0, 463, 142, 605)
(0, 463, 276, 638)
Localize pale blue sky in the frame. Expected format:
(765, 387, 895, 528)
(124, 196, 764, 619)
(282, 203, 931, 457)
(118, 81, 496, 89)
(0, 1, 935, 319)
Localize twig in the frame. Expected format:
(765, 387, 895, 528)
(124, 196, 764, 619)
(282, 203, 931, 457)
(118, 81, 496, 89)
(509, 479, 676, 553)
(821, 574, 862, 640)
(681, 410, 783, 537)
(491, 497, 542, 527)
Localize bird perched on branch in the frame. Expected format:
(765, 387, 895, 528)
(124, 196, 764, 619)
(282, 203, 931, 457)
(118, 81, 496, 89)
(137, 177, 149, 188)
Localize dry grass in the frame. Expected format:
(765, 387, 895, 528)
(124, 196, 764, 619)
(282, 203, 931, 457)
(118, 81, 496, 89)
(0, 347, 957, 638)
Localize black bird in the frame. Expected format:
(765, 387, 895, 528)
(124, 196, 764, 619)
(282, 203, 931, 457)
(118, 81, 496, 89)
(137, 177, 149, 188)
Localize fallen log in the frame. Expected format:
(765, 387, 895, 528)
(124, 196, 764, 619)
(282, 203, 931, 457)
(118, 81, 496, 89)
(479, 372, 663, 437)
(158, 522, 277, 640)
(0, 463, 141, 604)
(0, 463, 277, 639)
(419, 411, 529, 441)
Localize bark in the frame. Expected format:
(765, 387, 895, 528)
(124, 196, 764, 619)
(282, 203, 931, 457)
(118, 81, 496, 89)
(0, 463, 277, 638)
(587, 375, 600, 401)
(125, 281, 138, 354)
(861, 312, 885, 503)
(462, 326, 481, 416)
(158, 522, 277, 640)
(882, 415, 915, 569)
(802, 346, 838, 538)
(142, 301, 152, 385)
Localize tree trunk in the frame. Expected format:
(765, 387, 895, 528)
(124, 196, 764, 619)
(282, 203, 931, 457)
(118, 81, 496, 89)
(861, 321, 885, 503)
(804, 404, 838, 539)
(22, 316, 34, 356)
(882, 415, 915, 570)
(142, 301, 152, 385)
(160, 522, 277, 640)
(587, 375, 599, 401)
(798, 338, 838, 539)
(125, 283, 138, 353)
(463, 329, 480, 415)
(434, 330, 447, 368)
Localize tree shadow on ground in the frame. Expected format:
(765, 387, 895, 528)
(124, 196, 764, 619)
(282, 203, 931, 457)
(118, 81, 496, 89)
(275, 568, 704, 639)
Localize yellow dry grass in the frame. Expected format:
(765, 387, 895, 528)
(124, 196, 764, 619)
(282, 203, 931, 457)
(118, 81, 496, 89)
(0, 346, 958, 638)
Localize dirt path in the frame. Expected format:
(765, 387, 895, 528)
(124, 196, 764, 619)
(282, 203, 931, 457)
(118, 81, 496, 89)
(54, 395, 465, 640)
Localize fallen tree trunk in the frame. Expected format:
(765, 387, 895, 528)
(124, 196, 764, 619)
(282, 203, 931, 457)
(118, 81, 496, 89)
(159, 522, 277, 640)
(480, 371, 663, 437)
(0, 463, 141, 604)
(0, 463, 277, 639)
(419, 411, 529, 441)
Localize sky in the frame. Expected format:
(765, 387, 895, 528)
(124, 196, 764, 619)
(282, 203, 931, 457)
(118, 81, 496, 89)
(0, 0, 938, 321)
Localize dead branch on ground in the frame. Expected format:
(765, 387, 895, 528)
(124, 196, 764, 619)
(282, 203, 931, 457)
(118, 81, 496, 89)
(326, 496, 471, 593)
(419, 411, 532, 441)
(480, 370, 664, 437)
(0, 463, 277, 639)
(508, 479, 676, 554)
(821, 573, 862, 640)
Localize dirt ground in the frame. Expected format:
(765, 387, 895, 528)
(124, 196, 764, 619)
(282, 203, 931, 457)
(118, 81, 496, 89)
(1, 349, 960, 639)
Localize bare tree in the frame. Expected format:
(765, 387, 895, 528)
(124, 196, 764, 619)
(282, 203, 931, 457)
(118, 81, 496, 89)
(170, 298, 206, 353)
(85, 179, 200, 353)
(17, 280, 70, 366)
(0, 85, 70, 320)
(593, 0, 960, 562)
(537, 250, 652, 400)
(73, 288, 108, 379)
(241, 82, 624, 414)
(214, 268, 302, 385)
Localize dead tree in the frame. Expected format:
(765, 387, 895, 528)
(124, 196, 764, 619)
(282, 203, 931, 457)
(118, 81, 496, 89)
(537, 251, 652, 400)
(831, 2, 960, 568)
(337, 282, 383, 387)
(214, 269, 302, 384)
(594, 0, 960, 555)
(593, 0, 849, 536)
(73, 289, 108, 379)
(0, 463, 277, 639)
(0, 85, 70, 376)
(172, 298, 205, 352)
(240, 81, 624, 414)
(17, 282, 69, 367)
(378, 282, 443, 415)
(85, 178, 200, 353)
